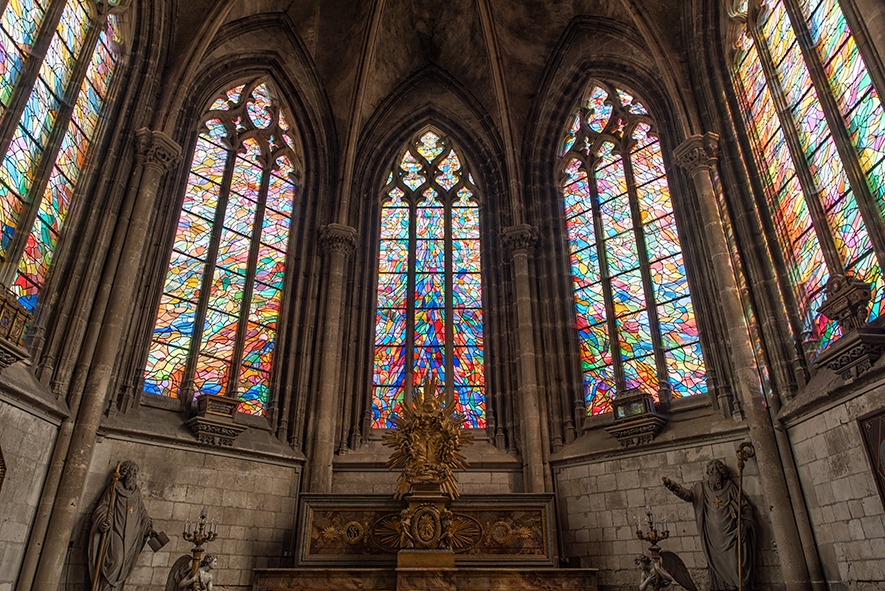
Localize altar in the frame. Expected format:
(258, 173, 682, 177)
(253, 381, 597, 590)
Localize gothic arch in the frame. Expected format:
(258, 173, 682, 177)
(523, 17, 737, 439)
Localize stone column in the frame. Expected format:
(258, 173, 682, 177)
(501, 225, 546, 493)
(32, 129, 180, 590)
(673, 133, 811, 591)
(306, 223, 357, 493)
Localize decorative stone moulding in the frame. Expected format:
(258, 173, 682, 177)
(605, 388, 667, 447)
(186, 394, 245, 447)
(0, 445, 6, 493)
(814, 272, 885, 381)
(0, 286, 31, 372)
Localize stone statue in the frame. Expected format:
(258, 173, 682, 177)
(179, 554, 218, 590)
(89, 461, 154, 591)
(635, 552, 697, 591)
(662, 460, 755, 591)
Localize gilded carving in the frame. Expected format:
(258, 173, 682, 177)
(383, 377, 472, 499)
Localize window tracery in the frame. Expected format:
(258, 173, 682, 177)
(559, 81, 707, 415)
(0, 0, 123, 310)
(143, 79, 301, 416)
(372, 128, 485, 429)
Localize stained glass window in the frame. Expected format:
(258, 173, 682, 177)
(730, 0, 884, 355)
(0, 1, 122, 310)
(143, 80, 300, 416)
(560, 81, 706, 415)
(372, 129, 485, 429)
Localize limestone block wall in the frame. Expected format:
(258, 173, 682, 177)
(0, 397, 59, 591)
(785, 373, 885, 591)
(62, 433, 301, 591)
(553, 422, 781, 591)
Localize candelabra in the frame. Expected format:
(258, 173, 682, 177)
(635, 506, 669, 558)
(182, 507, 219, 590)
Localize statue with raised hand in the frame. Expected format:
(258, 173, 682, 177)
(662, 460, 755, 591)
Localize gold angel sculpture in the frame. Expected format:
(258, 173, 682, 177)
(383, 377, 472, 499)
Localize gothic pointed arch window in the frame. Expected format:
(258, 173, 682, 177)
(728, 0, 884, 356)
(559, 81, 707, 415)
(372, 128, 486, 429)
(142, 79, 301, 416)
(0, 0, 125, 310)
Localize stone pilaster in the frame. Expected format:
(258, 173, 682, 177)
(306, 223, 357, 493)
(32, 130, 180, 591)
(674, 133, 812, 591)
(501, 224, 546, 493)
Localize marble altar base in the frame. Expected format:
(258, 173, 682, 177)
(253, 567, 598, 591)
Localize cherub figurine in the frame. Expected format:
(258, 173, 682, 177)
(178, 554, 218, 591)
(635, 552, 697, 591)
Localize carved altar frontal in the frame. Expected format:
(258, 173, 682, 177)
(297, 493, 557, 567)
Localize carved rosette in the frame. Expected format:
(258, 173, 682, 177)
(501, 224, 538, 258)
(135, 128, 182, 173)
(319, 224, 358, 257)
(673, 132, 720, 176)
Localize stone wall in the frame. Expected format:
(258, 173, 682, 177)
(785, 371, 885, 591)
(0, 397, 59, 591)
(63, 433, 301, 591)
(553, 410, 781, 591)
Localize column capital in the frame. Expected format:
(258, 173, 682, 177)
(135, 128, 181, 172)
(319, 223, 358, 256)
(87, 0, 132, 19)
(673, 132, 720, 176)
(501, 224, 538, 258)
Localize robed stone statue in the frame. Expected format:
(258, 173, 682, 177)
(89, 461, 154, 591)
(662, 459, 756, 591)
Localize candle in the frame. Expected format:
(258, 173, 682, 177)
(184, 519, 190, 534)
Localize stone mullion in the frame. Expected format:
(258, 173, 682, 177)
(0, 9, 107, 285)
(225, 155, 273, 399)
(179, 140, 239, 406)
(839, 0, 885, 97)
(748, 18, 845, 274)
(780, 0, 885, 270)
(0, 0, 67, 161)
(586, 159, 625, 391)
(621, 145, 671, 408)
(405, 189, 417, 402)
(444, 187, 454, 405)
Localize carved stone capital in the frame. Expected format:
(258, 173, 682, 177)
(319, 223, 358, 256)
(135, 128, 182, 172)
(501, 224, 538, 258)
(673, 132, 720, 176)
